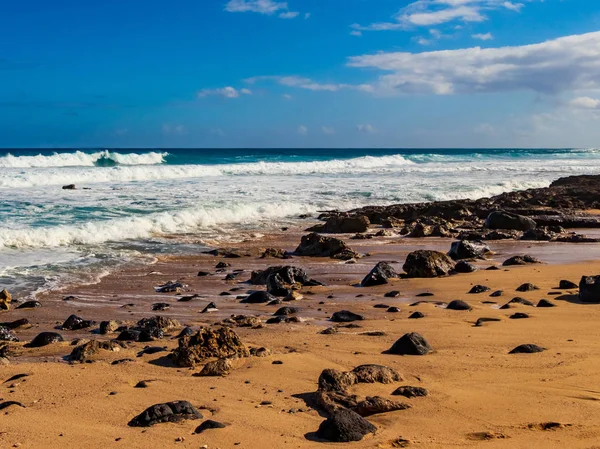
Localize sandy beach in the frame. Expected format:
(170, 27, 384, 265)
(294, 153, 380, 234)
(4, 190, 600, 449)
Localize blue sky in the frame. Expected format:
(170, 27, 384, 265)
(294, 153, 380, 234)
(1, 0, 600, 148)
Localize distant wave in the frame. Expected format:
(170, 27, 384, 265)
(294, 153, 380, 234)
(0, 150, 168, 168)
(0, 201, 316, 249)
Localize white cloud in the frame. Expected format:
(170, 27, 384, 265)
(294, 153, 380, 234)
(198, 86, 252, 99)
(245, 75, 373, 93)
(321, 126, 335, 135)
(225, 0, 287, 14)
(282, 93, 293, 100)
(352, 0, 535, 31)
(347, 31, 600, 96)
(472, 32, 493, 40)
(279, 11, 299, 19)
(350, 30, 363, 37)
(357, 124, 377, 133)
(569, 96, 600, 110)
(298, 125, 308, 135)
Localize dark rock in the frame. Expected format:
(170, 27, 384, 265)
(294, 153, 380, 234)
(294, 233, 359, 260)
(516, 283, 539, 292)
(151, 302, 170, 311)
(468, 285, 490, 294)
(490, 290, 504, 297)
(176, 327, 195, 338)
(500, 297, 535, 309)
(62, 314, 95, 331)
(316, 408, 376, 442)
(215, 262, 230, 269)
(137, 316, 180, 331)
(172, 327, 249, 367)
(521, 228, 554, 241)
(537, 299, 556, 308)
(510, 313, 530, 319)
(155, 281, 184, 293)
(241, 291, 277, 304)
(408, 312, 425, 319)
(331, 310, 364, 323)
(559, 280, 578, 289)
(503, 255, 542, 266)
(448, 240, 490, 260)
(137, 346, 166, 356)
(194, 420, 227, 434)
(403, 250, 455, 278)
(0, 401, 25, 410)
(447, 300, 472, 311)
(455, 260, 478, 273)
(128, 401, 203, 427)
(475, 317, 501, 327)
(116, 329, 141, 342)
(201, 302, 218, 313)
(416, 292, 434, 297)
(308, 215, 370, 234)
(387, 332, 432, 356)
(352, 396, 410, 417)
(16, 300, 42, 309)
(392, 386, 428, 398)
(0, 318, 29, 330)
(62, 184, 76, 190)
(266, 316, 285, 324)
(485, 210, 536, 231)
(26, 332, 64, 348)
(274, 306, 298, 316)
(138, 327, 164, 342)
(361, 262, 398, 287)
(509, 344, 545, 354)
(384, 290, 400, 298)
(197, 271, 210, 277)
(266, 273, 290, 297)
(579, 275, 600, 303)
(373, 304, 390, 309)
(387, 307, 400, 313)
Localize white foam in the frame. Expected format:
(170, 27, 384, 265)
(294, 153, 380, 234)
(0, 150, 168, 168)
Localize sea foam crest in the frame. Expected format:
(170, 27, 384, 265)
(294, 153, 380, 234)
(0, 150, 168, 168)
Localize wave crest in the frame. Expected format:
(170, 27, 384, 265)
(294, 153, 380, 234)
(0, 150, 168, 168)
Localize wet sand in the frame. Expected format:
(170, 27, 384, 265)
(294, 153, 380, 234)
(3, 225, 600, 448)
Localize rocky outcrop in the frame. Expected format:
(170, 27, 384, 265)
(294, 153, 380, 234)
(448, 240, 490, 260)
(579, 275, 600, 303)
(172, 327, 249, 367)
(485, 211, 536, 231)
(308, 215, 370, 234)
(294, 233, 359, 260)
(403, 250, 455, 278)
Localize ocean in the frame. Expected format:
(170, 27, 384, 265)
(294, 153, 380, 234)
(2, 147, 600, 299)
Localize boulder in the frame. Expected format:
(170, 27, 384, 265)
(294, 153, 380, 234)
(308, 215, 370, 234)
(403, 250, 455, 278)
(25, 332, 64, 348)
(69, 340, 125, 363)
(316, 408, 376, 443)
(250, 266, 311, 285)
(408, 311, 424, 319)
(455, 261, 477, 273)
(62, 314, 95, 331)
(387, 332, 432, 356)
(516, 283, 539, 292)
(62, 184, 76, 190)
(503, 255, 541, 266)
(448, 240, 490, 261)
(447, 300, 472, 311)
(360, 262, 399, 287)
(485, 211, 536, 231)
(579, 275, 600, 303)
(559, 280, 578, 289)
(172, 327, 249, 367)
(537, 299, 556, 308)
(0, 289, 11, 311)
(509, 344, 545, 354)
(294, 233, 359, 260)
(331, 310, 364, 323)
(137, 316, 180, 331)
(99, 320, 119, 334)
(273, 307, 298, 316)
(128, 401, 203, 427)
(266, 273, 290, 297)
(352, 364, 402, 384)
(468, 285, 490, 294)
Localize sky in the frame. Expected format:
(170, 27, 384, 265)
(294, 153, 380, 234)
(1, 0, 600, 148)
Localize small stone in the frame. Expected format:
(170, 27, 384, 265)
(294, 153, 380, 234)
(509, 344, 545, 354)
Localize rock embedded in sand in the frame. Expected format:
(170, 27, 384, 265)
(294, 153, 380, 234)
(392, 386, 429, 398)
(128, 401, 203, 427)
(468, 285, 490, 294)
(194, 420, 227, 433)
(384, 290, 400, 298)
(69, 340, 125, 363)
(201, 302, 218, 313)
(387, 332, 432, 356)
(16, 300, 41, 309)
(509, 312, 530, 319)
(559, 280, 578, 289)
(448, 240, 491, 261)
(447, 300, 472, 311)
(403, 250, 455, 278)
(241, 291, 277, 304)
(316, 408, 377, 442)
(62, 314, 95, 331)
(352, 364, 402, 384)
(99, 320, 119, 334)
(579, 275, 600, 303)
(331, 310, 364, 323)
(485, 210, 537, 231)
(151, 302, 170, 311)
(509, 344, 545, 354)
(273, 306, 298, 316)
(455, 260, 478, 273)
(294, 233, 359, 260)
(137, 316, 180, 331)
(197, 358, 232, 377)
(516, 283, 539, 292)
(475, 317, 502, 326)
(503, 255, 541, 266)
(408, 311, 424, 319)
(353, 396, 411, 417)
(0, 289, 11, 311)
(172, 327, 249, 367)
(26, 332, 64, 348)
(537, 299, 556, 308)
(500, 297, 535, 309)
(360, 262, 399, 287)
(0, 326, 18, 342)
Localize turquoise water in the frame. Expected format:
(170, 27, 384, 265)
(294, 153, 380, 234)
(1, 147, 599, 297)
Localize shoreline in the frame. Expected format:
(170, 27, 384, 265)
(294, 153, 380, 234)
(3, 176, 600, 447)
